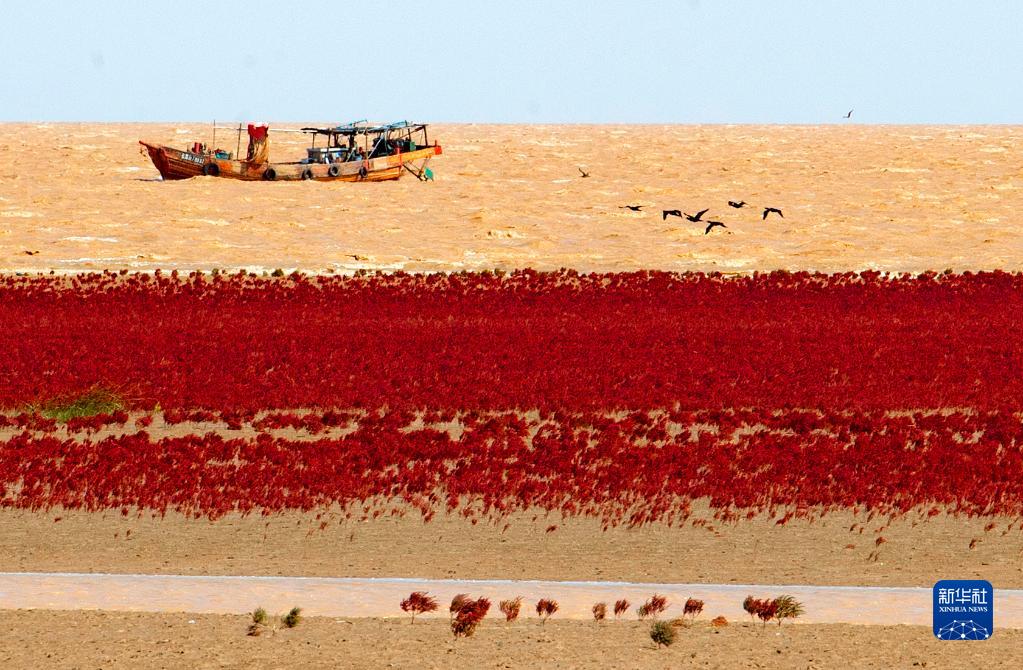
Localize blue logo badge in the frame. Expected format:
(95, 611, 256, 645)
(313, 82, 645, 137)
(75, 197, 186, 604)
(933, 580, 993, 640)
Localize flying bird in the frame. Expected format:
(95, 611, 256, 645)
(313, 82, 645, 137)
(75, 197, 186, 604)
(685, 208, 709, 222)
(844, 109, 854, 119)
(620, 205, 643, 211)
(704, 221, 727, 235)
(762, 207, 784, 220)
(728, 200, 747, 209)
(578, 167, 590, 178)
(23, 250, 39, 255)
(662, 209, 683, 220)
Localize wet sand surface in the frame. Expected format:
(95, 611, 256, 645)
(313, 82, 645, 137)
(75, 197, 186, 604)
(2, 508, 1020, 588)
(0, 611, 1019, 670)
(1, 123, 1022, 274)
(3, 572, 1020, 627)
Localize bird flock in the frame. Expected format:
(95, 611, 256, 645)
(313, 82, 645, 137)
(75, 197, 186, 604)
(580, 166, 785, 235)
(575, 108, 853, 234)
(616, 201, 784, 235)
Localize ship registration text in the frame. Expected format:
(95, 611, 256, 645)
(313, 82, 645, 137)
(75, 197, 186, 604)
(179, 152, 204, 165)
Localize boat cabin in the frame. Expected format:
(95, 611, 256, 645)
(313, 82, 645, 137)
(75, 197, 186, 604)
(300, 121, 431, 164)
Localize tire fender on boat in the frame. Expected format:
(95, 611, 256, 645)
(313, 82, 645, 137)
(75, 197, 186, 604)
(358, 164, 368, 179)
(300, 168, 314, 180)
(262, 167, 277, 181)
(202, 162, 220, 177)
(327, 164, 341, 178)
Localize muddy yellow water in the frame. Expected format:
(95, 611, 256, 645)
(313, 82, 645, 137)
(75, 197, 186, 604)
(1, 123, 1021, 273)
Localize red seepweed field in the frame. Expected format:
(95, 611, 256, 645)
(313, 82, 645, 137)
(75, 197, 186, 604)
(1, 269, 1022, 528)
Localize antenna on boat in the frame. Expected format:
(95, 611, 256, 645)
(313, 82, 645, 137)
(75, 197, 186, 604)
(212, 119, 216, 153)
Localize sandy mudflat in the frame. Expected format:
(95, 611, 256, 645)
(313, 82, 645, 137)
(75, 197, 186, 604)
(1, 123, 1022, 274)
(0, 611, 1018, 670)
(2, 507, 1019, 588)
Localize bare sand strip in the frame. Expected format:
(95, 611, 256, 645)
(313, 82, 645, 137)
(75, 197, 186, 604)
(1, 572, 1019, 627)
(4, 613, 1020, 670)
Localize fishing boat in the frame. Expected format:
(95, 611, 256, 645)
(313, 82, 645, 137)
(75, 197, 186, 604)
(139, 121, 441, 182)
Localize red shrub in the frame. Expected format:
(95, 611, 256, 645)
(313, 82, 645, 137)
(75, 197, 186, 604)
(451, 597, 491, 638)
(536, 598, 559, 624)
(0, 272, 1021, 525)
(743, 595, 757, 621)
(756, 599, 779, 627)
(399, 591, 438, 623)
(638, 594, 668, 620)
(499, 597, 522, 622)
(3, 271, 1022, 413)
(449, 594, 471, 621)
(743, 597, 779, 626)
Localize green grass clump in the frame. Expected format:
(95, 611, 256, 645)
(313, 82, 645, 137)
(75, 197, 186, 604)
(36, 388, 124, 421)
(650, 620, 676, 648)
(281, 607, 302, 628)
(247, 607, 269, 636)
(773, 595, 805, 625)
(251, 608, 268, 626)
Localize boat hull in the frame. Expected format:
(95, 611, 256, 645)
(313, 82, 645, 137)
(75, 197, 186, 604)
(139, 142, 441, 182)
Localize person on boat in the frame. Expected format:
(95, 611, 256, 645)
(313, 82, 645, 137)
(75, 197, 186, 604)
(245, 124, 270, 164)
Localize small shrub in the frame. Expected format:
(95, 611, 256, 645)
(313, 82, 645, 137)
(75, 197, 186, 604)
(613, 599, 630, 618)
(773, 595, 804, 625)
(683, 597, 704, 620)
(756, 600, 778, 627)
(536, 598, 559, 624)
(499, 597, 523, 622)
(247, 607, 269, 636)
(281, 606, 302, 628)
(742, 595, 757, 621)
(650, 620, 676, 648)
(271, 268, 285, 277)
(451, 608, 484, 638)
(451, 597, 491, 638)
(638, 594, 668, 620)
(711, 615, 728, 627)
(743, 596, 780, 626)
(592, 602, 607, 622)
(400, 591, 439, 623)
(450, 593, 471, 621)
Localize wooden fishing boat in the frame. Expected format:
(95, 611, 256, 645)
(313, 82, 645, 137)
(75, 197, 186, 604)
(140, 121, 441, 182)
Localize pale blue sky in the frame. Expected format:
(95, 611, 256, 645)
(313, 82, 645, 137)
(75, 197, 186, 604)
(1, 0, 1020, 123)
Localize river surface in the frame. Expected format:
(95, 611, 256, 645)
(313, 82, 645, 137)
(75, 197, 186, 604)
(2, 123, 1021, 274)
